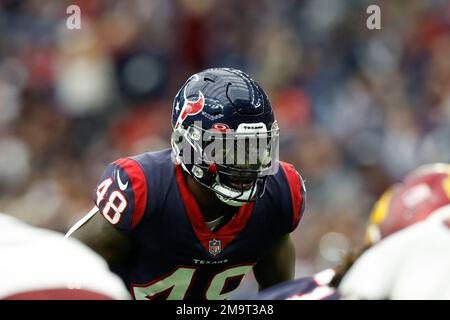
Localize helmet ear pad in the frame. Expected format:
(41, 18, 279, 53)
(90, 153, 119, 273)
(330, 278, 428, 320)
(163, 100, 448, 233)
(171, 127, 218, 187)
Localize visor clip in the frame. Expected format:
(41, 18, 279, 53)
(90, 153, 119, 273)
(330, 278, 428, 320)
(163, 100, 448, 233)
(208, 163, 218, 175)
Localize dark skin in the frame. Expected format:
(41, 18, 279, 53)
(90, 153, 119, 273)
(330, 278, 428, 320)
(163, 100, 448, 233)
(70, 172, 296, 291)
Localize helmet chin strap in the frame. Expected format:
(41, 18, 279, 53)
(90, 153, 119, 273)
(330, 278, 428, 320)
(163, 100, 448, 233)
(216, 194, 246, 207)
(212, 178, 256, 207)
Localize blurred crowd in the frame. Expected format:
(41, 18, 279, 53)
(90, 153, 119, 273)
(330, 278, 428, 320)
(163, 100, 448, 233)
(1, 0, 450, 295)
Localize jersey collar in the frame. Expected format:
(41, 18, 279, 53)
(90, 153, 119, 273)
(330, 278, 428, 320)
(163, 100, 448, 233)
(175, 165, 255, 256)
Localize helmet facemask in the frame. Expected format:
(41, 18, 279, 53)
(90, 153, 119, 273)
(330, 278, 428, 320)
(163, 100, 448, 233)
(171, 122, 280, 206)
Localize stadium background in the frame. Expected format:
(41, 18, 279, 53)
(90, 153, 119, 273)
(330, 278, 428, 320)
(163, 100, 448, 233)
(1, 0, 450, 296)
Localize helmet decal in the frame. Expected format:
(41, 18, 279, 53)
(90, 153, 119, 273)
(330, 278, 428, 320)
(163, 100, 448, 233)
(175, 91, 205, 129)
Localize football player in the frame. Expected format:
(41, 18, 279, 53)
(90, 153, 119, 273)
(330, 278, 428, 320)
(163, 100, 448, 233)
(0, 213, 129, 299)
(249, 268, 338, 300)
(339, 163, 450, 299)
(254, 163, 450, 300)
(66, 68, 306, 300)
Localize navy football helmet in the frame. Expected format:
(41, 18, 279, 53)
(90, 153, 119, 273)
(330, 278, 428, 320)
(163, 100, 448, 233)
(171, 68, 279, 206)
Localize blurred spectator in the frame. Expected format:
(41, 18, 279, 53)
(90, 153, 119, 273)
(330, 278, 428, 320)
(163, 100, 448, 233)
(1, 0, 450, 297)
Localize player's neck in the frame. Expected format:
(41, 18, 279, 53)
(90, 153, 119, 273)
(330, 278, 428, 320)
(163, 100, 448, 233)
(186, 174, 239, 222)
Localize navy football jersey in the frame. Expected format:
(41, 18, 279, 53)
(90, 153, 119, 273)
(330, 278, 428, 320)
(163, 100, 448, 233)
(251, 269, 339, 300)
(93, 149, 306, 300)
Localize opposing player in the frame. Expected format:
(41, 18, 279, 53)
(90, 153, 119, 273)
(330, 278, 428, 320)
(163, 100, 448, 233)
(67, 68, 306, 300)
(249, 268, 338, 300)
(339, 163, 450, 299)
(254, 163, 450, 300)
(0, 213, 129, 299)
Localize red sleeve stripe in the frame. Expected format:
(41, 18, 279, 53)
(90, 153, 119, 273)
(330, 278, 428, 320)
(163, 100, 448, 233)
(280, 161, 304, 231)
(114, 158, 148, 229)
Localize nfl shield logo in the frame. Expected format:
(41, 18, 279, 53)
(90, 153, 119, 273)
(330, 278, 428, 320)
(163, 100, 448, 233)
(209, 239, 221, 256)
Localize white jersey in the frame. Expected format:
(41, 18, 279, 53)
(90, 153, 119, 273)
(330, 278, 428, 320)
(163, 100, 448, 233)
(0, 213, 130, 299)
(339, 206, 450, 300)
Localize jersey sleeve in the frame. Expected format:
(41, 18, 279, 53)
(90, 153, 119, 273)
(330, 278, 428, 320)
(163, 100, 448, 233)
(93, 158, 148, 233)
(280, 161, 307, 233)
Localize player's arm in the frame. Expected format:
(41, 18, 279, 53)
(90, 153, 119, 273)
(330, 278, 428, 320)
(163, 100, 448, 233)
(253, 162, 307, 290)
(69, 209, 133, 267)
(66, 158, 148, 266)
(253, 234, 296, 290)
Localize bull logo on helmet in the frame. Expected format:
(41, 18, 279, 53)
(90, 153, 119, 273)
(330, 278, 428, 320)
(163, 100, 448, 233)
(174, 91, 205, 129)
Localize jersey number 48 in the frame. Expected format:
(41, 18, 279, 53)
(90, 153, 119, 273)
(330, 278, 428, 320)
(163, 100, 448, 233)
(96, 178, 128, 224)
